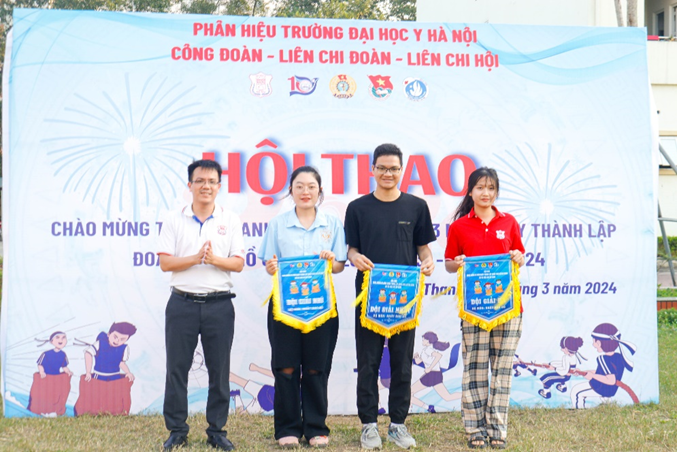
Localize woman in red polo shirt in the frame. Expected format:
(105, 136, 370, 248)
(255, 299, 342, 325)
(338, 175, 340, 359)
(444, 167, 525, 450)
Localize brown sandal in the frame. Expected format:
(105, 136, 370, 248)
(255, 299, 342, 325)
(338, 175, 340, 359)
(467, 434, 487, 449)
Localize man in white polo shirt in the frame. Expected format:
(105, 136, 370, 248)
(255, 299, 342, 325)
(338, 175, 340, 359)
(157, 159, 245, 451)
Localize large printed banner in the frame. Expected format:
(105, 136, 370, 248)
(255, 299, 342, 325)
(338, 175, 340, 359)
(1, 9, 657, 417)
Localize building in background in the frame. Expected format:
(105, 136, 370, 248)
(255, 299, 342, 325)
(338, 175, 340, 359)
(418, 0, 677, 235)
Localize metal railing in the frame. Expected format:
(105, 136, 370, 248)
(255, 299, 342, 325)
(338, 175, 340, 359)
(659, 143, 677, 286)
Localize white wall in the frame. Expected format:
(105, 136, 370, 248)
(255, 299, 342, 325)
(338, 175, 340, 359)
(417, 0, 645, 27)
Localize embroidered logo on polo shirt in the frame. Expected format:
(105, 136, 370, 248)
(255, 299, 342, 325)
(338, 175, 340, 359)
(321, 230, 332, 242)
(496, 230, 505, 239)
(218, 225, 227, 235)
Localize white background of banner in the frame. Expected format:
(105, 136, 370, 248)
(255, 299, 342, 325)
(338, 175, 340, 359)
(1, 9, 657, 417)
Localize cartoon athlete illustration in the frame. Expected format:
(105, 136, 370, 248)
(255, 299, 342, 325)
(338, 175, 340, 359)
(410, 332, 461, 413)
(28, 331, 73, 416)
(495, 279, 504, 294)
(484, 282, 493, 296)
(290, 281, 299, 294)
(301, 282, 310, 296)
(538, 336, 586, 399)
(571, 323, 637, 409)
(379, 289, 387, 302)
(512, 354, 537, 377)
(311, 279, 321, 293)
(389, 292, 397, 305)
(474, 280, 482, 294)
(399, 290, 408, 304)
(229, 363, 275, 415)
(74, 322, 137, 416)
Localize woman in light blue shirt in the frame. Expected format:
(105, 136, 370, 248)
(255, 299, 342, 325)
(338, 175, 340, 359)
(258, 166, 347, 449)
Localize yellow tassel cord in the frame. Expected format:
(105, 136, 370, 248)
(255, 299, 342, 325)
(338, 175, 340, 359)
(357, 271, 426, 339)
(457, 261, 521, 332)
(269, 260, 338, 334)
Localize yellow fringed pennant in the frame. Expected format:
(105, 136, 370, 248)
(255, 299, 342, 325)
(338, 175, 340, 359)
(353, 264, 426, 338)
(457, 254, 521, 331)
(265, 256, 337, 334)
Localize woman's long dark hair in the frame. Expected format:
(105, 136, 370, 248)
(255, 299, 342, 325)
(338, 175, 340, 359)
(452, 167, 500, 221)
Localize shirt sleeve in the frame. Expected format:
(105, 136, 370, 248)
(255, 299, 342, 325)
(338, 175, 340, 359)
(445, 222, 461, 259)
(414, 200, 437, 246)
(510, 216, 525, 253)
(86, 341, 100, 357)
(257, 216, 279, 261)
(122, 345, 130, 363)
(228, 213, 246, 259)
(37, 352, 46, 366)
(157, 212, 176, 256)
(344, 202, 360, 250)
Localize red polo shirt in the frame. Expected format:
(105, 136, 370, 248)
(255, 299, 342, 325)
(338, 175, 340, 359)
(445, 206, 525, 313)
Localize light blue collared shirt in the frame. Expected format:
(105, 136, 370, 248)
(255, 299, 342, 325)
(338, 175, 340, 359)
(258, 209, 347, 262)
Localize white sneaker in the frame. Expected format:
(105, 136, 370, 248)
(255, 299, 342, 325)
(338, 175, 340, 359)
(387, 423, 417, 449)
(361, 423, 382, 450)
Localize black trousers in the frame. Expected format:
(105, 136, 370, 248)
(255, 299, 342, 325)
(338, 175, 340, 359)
(267, 302, 338, 440)
(163, 292, 235, 435)
(355, 306, 416, 424)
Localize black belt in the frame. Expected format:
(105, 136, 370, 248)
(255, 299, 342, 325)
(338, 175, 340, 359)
(172, 288, 235, 303)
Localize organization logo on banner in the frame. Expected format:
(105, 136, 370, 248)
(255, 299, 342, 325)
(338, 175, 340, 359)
(403, 77, 428, 101)
(330, 74, 356, 99)
(249, 72, 273, 97)
(289, 75, 319, 96)
(367, 75, 393, 100)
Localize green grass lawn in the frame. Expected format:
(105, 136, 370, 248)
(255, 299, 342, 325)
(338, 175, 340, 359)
(0, 327, 675, 451)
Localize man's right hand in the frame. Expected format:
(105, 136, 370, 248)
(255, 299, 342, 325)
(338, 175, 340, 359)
(350, 253, 374, 272)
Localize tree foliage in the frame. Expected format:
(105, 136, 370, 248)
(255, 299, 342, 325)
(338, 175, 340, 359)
(276, 0, 384, 20)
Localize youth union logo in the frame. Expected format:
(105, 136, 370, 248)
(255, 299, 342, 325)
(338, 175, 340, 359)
(330, 74, 356, 99)
(368, 75, 393, 100)
(250, 72, 273, 97)
(289, 75, 319, 96)
(403, 78, 428, 101)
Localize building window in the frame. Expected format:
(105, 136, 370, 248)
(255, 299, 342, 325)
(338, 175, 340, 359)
(656, 10, 665, 36)
(660, 137, 677, 169)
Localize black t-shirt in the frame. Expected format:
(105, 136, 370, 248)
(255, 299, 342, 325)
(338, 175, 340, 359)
(344, 192, 436, 291)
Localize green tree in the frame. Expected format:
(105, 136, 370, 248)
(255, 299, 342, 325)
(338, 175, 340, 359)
(276, 0, 383, 20)
(385, 0, 415, 21)
(179, 0, 267, 15)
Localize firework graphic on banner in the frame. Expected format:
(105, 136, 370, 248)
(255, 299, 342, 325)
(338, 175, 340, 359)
(494, 144, 620, 272)
(43, 73, 228, 220)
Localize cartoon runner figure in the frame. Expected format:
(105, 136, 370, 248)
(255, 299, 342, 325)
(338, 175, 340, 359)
(571, 323, 637, 409)
(74, 322, 137, 416)
(538, 336, 586, 399)
(229, 363, 275, 415)
(410, 332, 461, 413)
(28, 331, 73, 416)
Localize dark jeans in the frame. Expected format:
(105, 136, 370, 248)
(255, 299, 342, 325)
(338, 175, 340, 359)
(268, 302, 338, 440)
(354, 306, 416, 424)
(163, 292, 235, 436)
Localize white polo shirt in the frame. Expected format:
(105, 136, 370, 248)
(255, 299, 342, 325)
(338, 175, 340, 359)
(157, 204, 246, 293)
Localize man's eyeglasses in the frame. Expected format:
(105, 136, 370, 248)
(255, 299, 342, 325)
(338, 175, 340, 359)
(373, 166, 402, 175)
(191, 179, 220, 187)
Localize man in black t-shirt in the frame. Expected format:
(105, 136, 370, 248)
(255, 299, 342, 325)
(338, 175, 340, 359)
(345, 143, 436, 450)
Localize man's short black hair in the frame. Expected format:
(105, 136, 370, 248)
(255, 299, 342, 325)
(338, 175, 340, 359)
(373, 143, 403, 166)
(188, 159, 223, 182)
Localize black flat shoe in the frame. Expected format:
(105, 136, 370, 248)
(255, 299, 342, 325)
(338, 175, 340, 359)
(163, 433, 187, 450)
(207, 434, 235, 451)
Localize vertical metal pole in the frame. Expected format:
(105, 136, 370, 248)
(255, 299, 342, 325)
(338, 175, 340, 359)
(658, 203, 677, 286)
